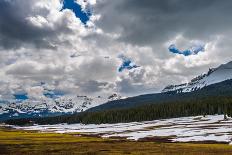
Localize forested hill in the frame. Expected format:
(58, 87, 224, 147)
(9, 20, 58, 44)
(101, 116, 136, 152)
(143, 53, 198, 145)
(5, 79, 232, 125)
(87, 79, 232, 112)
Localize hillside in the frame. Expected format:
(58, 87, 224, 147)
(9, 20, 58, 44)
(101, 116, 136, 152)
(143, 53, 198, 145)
(162, 61, 232, 93)
(2, 61, 232, 122)
(5, 79, 232, 125)
(87, 79, 232, 113)
(86, 61, 232, 112)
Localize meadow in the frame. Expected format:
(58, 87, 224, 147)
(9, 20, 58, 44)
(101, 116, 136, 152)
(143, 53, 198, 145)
(1, 127, 232, 155)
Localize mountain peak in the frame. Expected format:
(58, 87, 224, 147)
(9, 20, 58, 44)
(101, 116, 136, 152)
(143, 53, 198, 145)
(162, 61, 232, 93)
(0, 93, 123, 121)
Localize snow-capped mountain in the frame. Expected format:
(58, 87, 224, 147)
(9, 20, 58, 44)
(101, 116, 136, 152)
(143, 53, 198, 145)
(0, 94, 122, 120)
(162, 61, 232, 93)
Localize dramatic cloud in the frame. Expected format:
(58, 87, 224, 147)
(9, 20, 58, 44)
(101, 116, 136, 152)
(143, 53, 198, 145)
(0, 0, 92, 50)
(94, 0, 232, 47)
(0, 0, 232, 103)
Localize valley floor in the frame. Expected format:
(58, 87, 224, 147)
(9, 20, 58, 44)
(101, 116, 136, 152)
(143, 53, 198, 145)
(2, 115, 232, 154)
(1, 127, 232, 155)
(12, 115, 232, 144)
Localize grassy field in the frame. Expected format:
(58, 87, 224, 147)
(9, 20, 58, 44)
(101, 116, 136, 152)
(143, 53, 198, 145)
(1, 127, 232, 155)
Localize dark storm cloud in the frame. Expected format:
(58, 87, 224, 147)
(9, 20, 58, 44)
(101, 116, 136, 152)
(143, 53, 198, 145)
(1, 0, 232, 99)
(0, 0, 47, 49)
(94, 0, 232, 46)
(0, 0, 72, 49)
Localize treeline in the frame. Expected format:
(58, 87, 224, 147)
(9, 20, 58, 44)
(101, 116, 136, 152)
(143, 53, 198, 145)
(5, 96, 232, 125)
(86, 79, 232, 112)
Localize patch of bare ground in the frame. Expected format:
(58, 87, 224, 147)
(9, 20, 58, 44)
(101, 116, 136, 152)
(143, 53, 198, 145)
(138, 136, 174, 142)
(143, 124, 175, 130)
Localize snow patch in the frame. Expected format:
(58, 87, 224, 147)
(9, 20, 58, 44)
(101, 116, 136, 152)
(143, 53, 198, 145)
(10, 115, 232, 144)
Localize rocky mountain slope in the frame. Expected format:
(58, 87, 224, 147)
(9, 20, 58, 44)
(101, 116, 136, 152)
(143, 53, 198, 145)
(0, 94, 122, 121)
(162, 61, 232, 93)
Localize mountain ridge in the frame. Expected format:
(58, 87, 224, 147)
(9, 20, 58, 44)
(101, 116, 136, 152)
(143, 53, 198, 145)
(86, 61, 232, 112)
(162, 61, 232, 93)
(6, 79, 232, 125)
(2, 61, 232, 122)
(0, 93, 122, 121)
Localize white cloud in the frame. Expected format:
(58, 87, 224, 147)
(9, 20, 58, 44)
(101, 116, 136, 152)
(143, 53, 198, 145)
(0, 0, 232, 103)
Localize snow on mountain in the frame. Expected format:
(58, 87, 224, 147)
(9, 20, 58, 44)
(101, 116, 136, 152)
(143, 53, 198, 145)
(162, 61, 232, 93)
(0, 93, 122, 119)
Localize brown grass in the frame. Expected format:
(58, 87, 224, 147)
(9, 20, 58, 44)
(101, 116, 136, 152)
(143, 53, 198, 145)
(0, 127, 232, 155)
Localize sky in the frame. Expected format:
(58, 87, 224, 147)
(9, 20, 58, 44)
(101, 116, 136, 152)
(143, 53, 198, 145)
(0, 0, 232, 102)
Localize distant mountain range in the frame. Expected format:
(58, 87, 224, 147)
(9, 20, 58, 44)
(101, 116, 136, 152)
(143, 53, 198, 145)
(0, 94, 122, 121)
(86, 61, 232, 112)
(1, 61, 232, 122)
(8, 78, 232, 125)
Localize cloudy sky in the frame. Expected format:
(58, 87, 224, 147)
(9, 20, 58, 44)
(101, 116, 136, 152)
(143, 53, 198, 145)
(0, 0, 232, 102)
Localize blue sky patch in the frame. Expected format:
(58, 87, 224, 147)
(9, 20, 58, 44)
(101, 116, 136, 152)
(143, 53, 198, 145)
(14, 94, 28, 100)
(44, 90, 65, 99)
(169, 44, 205, 56)
(118, 55, 140, 72)
(61, 0, 91, 25)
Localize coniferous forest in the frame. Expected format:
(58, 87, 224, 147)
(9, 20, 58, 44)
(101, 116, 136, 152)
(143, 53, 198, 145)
(5, 79, 232, 125)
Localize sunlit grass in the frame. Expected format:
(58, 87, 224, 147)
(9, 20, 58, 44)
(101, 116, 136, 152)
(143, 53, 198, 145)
(0, 127, 105, 145)
(0, 127, 232, 155)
